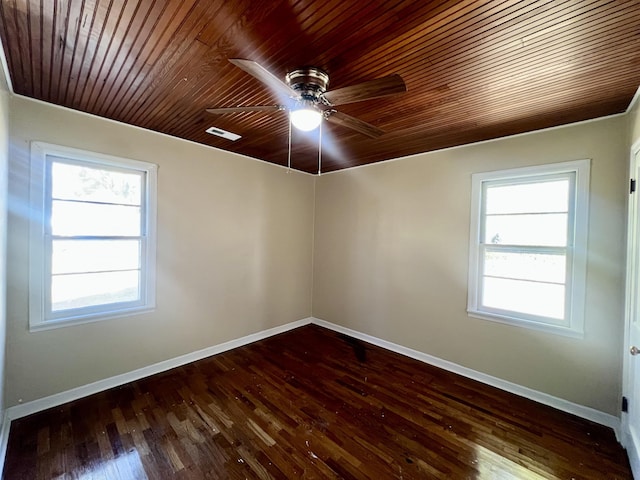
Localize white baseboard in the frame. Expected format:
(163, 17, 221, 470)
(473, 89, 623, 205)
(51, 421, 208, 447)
(622, 415, 640, 478)
(626, 424, 640, 480)
(6, 317, 313, 421)
(311, 318, 621, 438)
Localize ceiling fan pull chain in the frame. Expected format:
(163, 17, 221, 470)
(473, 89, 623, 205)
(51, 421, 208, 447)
(287, 114, 292, 174)
(318, 120, 322, 176)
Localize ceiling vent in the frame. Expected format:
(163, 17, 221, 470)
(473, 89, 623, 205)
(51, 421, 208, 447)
(206, 126, 241, 141)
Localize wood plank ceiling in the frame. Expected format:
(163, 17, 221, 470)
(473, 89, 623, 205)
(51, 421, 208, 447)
(0, 0, 639, 174)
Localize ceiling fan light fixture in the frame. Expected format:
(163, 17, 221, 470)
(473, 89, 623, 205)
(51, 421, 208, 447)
(290, 104, 322, 131)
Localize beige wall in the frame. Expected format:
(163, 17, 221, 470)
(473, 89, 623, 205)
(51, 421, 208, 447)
(0, 82, 9, 416)
(313, 116, 628, 415)
(6, 97, 314, 406)
(630, 93, 640, 147)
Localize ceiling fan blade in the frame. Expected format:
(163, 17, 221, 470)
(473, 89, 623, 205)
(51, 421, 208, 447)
(322, 74, 406, 106)
(229, 58, 297, 101)
(206, 105, 285, 114)
(325, 110, 385, 138)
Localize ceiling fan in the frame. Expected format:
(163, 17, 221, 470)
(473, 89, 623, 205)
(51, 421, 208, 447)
(206, 59, 407, 138)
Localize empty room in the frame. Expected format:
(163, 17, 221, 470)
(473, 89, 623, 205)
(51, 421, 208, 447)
(0, 1, 639, 478)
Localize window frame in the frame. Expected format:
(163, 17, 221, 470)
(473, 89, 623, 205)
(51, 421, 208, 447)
(467, 160, 590, 337)
(29, 142, 157, 331)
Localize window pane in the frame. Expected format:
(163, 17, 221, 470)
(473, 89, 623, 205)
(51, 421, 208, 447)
(484, 250, 566, 284)
(484, 213, 567, 247)
(485, 179, 569, 214)
(51, 158, 142, 205)
(51, 270, 140, 311)
(52, 200, 141, 236)
(482, 276, 565, 320)
(52, 239, 140, 274)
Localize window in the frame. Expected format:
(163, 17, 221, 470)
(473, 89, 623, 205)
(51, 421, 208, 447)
(29, 142, 157, 331)
(467, 160, 590, 337)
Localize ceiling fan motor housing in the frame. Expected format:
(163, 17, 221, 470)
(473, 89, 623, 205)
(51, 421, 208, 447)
(286, 67, 329, 101)
(209, 58, 402, 138)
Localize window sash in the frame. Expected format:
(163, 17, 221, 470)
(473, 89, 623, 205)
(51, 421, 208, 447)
(477, 172, 574, 325)
(44, 235, 148, 320)
(43, 157, 149, 320)
(48, 154, 144, 205)
(480, 171, 576, 248)
(477, 244, 573, 326)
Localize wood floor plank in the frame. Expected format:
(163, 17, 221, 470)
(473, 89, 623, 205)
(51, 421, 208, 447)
(2, 325, 631, 479)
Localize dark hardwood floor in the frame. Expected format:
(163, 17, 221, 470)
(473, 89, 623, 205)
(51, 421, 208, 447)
(2, 325, 631, 479)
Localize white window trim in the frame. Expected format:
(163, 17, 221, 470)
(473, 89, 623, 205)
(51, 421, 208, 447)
(29, 142, 158, 331)
(467, 159, 590, 338)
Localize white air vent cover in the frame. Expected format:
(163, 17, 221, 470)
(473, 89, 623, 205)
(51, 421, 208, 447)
(206, 126, 241, 141)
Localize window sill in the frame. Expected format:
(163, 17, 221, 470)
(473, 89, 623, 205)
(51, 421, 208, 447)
(29, 305, 155, 332)
(467, 309, 584, 339)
